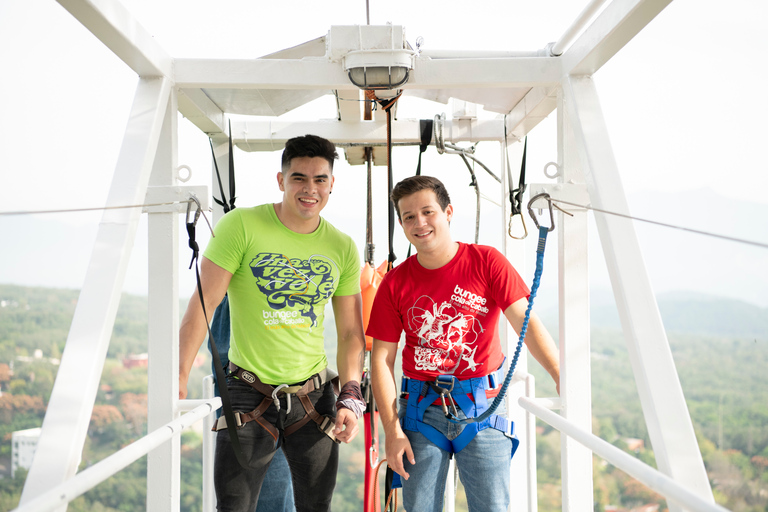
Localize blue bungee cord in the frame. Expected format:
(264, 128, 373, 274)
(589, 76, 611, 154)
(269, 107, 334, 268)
(449, 193, 559, 425)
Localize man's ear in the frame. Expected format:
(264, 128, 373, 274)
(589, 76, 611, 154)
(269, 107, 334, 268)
(446, 203, 454, 222)
(277, 171, 285, 191)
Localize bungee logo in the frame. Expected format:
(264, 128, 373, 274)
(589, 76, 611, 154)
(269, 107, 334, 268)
(249, 252, 338, 328)
(451, 285, 489, 314)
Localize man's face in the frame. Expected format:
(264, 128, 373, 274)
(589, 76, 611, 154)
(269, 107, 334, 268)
(397, 189, 453, 253)
(277, 156, 334, 225)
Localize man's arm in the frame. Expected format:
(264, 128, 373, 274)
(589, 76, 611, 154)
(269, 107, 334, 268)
(371, 339, 414, 479)
(504, 298, 561, 394)
(330, 293, 366, 443)
(179, 256, 233, 400)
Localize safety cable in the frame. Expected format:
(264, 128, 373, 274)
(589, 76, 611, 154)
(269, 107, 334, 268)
(449, 193, 556, 426)
(547, 197, 768, 250)
(458, 153, 481, 244)
(374, 93, 403, 271)
(365, 147, 375, 266)
(0, 201, 186, 216)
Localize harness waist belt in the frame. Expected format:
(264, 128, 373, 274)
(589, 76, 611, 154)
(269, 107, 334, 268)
(213, 363, 340, 444)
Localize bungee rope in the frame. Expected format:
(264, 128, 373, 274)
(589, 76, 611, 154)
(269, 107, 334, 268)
(448, 192, 568, 425)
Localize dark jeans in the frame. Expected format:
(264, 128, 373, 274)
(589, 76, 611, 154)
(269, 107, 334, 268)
(213, 377, 339, 512)
(210, 296, 296, 511)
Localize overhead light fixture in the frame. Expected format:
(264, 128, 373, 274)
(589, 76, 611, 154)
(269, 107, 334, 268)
(344, 49, 414, 90)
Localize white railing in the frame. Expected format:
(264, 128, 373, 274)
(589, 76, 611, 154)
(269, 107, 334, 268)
(13, 398, 221, 512)
(519, 397, 729, 512)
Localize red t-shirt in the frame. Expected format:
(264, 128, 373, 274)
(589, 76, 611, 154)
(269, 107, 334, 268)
(366, 243, 529, 380)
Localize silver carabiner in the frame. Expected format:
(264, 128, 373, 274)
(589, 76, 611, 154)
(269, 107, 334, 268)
(186, 194, 202, 226)
(527, 193, 555, 232)
(272, 384, 292, 414)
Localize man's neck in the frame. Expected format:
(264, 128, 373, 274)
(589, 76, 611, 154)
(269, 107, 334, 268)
(416, 241, 460, 270)
(272, 203, 320, 234)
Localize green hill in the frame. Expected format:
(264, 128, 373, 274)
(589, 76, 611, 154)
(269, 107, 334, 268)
(1, 284, 767, 512)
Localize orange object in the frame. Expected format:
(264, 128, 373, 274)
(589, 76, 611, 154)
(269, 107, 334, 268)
(360, 260, 388, 351)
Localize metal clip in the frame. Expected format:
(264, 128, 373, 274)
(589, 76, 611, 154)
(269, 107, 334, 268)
(527, 193, 555, 232)
(527, 193, 572, 232)
(432, 376, 459, 418)
(508, 212, 528, 240)
(186, 194, 202, 226)
(272, 384, 291, 415)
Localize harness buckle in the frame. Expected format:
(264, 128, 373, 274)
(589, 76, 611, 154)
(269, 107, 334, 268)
(431, 376, 459, 418)
(272, 384, 292, 415)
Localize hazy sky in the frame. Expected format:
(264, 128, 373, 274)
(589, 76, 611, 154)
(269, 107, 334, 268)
(0, 0, 766, 307)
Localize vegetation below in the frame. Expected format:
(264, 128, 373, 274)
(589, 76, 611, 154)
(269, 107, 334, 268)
(0, 284, 765, 512)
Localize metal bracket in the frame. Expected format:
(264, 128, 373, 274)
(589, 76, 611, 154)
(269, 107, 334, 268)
(528, 182, 589, 211)
(143, 186, 210, 213)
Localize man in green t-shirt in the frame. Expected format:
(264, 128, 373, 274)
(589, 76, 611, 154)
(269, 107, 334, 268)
(179, 134, 366, 512)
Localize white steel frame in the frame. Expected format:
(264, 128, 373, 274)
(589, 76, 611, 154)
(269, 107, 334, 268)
(15, 0, 719, 511)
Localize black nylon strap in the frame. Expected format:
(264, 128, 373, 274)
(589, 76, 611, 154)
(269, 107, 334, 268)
(209, 121, 237, 214)
(415, 119, 433, 177)
(187, 218, 250, 469)
(509, 137, 527, 216)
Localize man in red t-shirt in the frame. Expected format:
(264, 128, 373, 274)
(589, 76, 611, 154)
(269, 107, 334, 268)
(368, 175, 560, 512)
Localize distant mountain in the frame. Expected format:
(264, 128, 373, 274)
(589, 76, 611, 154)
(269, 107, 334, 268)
(588, 289, 767, 339)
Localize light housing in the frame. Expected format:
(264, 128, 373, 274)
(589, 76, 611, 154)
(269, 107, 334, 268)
(344, 49, 414, 90)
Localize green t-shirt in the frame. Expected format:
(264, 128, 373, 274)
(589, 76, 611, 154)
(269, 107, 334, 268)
(204, 204, 361, 384)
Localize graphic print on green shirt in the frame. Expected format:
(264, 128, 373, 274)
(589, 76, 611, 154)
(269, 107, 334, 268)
(249, 252, 338, 329)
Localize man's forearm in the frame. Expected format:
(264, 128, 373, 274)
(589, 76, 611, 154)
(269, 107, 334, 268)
(371, 344, 401, 436)
(337, 332, 365, 385)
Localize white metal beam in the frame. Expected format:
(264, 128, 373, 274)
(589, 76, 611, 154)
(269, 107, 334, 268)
(146, 88, 180, 512)
(561, 0, 673, 76)
(178, 88, 227, 137)
(173, 57, 561, 90)
(57, 0, 172, 77)
(19, 77, 171, 508)
(504, 87, 559, 141)
(562, 75, 714, 510)
(230, 118, 505, 152)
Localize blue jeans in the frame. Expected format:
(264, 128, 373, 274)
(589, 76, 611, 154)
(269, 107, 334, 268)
(397, 398, 515, 512)
(214, 377, 338, 512)
(210, 296, 296, 512)
(256, 449, 295, 512)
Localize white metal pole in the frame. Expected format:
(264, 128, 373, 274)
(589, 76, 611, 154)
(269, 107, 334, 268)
(500, 138, 533, 512)
(557, 88, 594, 512)
(147, 86, 181, 512)
(519, 398, 729, 512)
(202, 376, 217, 512)
(550, 0, 611, 56)
(562, 75, 714, 510)
(13, 403, 217, 512)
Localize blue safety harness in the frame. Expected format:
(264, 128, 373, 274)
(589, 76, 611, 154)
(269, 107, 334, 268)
(399, 362, 519, 457)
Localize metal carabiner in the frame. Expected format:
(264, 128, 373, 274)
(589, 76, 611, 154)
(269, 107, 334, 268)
(508, 211, 528, 240)
(527, 193, 556, 232)
(186, 194, 202, 226)
(272, 384, 291, 415)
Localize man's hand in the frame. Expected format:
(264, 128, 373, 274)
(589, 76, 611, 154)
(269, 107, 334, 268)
(384, 430, 415, 480)
(333, 408, 359, 443)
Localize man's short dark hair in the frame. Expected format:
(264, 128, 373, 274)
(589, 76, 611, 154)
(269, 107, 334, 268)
(391, 175, 452, 220)
(281, 134, 338, 173)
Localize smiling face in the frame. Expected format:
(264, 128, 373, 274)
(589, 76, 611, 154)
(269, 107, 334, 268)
(397, 189, 456, 266)
(275, 156, 334, 233)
